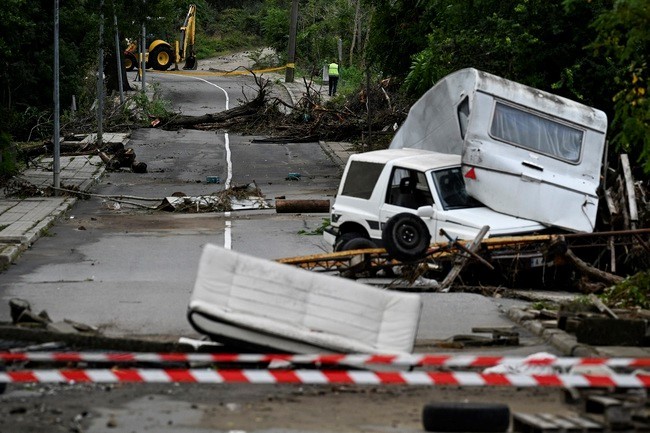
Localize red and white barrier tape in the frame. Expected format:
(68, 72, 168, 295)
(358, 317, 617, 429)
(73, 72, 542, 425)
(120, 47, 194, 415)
(2, 352, 650, 369)
(1, 369, 649, 387)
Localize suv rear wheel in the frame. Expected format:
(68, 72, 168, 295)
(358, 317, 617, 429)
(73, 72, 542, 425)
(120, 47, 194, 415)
(334, 233, 375, 252)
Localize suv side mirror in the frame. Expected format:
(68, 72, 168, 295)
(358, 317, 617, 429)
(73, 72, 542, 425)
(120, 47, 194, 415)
(417, 205, 435, 219)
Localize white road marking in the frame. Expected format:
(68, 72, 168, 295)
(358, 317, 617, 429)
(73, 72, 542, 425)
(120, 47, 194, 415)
(166, 73, 233, 250)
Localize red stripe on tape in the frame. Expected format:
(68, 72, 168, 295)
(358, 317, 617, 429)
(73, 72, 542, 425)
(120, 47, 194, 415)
(61, 370, 92, 382)
(8, 371, 39, 382)
(585, 375, 617, 388)
(219, 370, 249, 383)
(323, 370, 354, 384)
(317, 354, 347, 365)
(579, 358, 608, 366)
(471, 357, 504, 367)
(160, 354, 190, 363)
(419, 355, 452, 366)
(376, 371, 407, 384)
(270, 370, 301, 383)
(113, 369, 145, 382)
(482, 374, 512, 386)
(429, 372, 460, 386)
(0, 353, 29, 362)
(533, 374, 564, 387)
(166, 369, 197, 383)
(54, 353, 83, 363)
(107, 353, 137, 363)
(368, 355, 397, 365)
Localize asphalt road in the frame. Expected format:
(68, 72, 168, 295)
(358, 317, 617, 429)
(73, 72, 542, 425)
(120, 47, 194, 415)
(0, 65, 573, 433)
(0, 72, 340, 338)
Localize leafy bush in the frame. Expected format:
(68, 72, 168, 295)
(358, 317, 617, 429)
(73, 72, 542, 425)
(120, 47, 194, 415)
(600, 271, 650, 309)
(0, 132, 18, 179)
(195, 33, 262, 59)
(129, 84, 173, 122)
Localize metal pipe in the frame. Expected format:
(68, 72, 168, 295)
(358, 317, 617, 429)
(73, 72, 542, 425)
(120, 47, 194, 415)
(53, 0, 60, 194)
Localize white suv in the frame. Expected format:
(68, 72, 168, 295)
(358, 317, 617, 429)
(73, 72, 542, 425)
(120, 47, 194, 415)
(323, 148, 547, 261)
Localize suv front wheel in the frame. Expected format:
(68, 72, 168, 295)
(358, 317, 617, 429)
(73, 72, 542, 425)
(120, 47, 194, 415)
(382, 213, 431, 262)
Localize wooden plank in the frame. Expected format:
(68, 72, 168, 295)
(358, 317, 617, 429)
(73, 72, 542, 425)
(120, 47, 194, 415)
(513, 412, 604, 433)
(588, 294, 618, 319)
(559, 414, 603, 431)
(513, 413, 560, 433)
(440, 225, 489, 290)
(537, 413, 582, 432)
(604, 187, 618, 216)
(620, 154, 638, 228)
(471, 326, 516, 333)
(608, 236, 616, 274)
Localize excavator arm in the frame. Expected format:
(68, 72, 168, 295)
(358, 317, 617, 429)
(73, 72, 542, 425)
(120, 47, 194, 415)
(178, 4, 197, 70)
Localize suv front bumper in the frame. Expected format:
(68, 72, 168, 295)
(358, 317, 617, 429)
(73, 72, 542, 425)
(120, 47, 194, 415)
(323, 226, 338, 249)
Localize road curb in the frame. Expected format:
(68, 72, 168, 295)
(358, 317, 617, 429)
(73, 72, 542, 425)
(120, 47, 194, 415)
(507, 307, 598, 357)
(0, 324, 197, 353)
(318, 140, 346, 169)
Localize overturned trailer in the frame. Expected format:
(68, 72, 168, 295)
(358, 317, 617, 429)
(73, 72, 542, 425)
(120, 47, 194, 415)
(390, 68, 608, 233)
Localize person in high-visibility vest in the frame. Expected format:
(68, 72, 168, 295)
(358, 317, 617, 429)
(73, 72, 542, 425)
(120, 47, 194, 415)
(328, 61, 339, 96)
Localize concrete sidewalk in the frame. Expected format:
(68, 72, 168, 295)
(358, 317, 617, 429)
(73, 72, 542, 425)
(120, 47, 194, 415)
(0, 134, 128, 267)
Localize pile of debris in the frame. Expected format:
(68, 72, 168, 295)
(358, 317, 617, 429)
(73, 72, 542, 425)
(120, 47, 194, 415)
(161, 71, 409, 145)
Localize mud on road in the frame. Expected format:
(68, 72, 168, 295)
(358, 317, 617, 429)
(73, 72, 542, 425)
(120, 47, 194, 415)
(1, 382, 568, 433)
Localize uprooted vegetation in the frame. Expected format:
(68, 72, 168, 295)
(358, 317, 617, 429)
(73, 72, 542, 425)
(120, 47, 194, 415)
(162, 71, 411, 148)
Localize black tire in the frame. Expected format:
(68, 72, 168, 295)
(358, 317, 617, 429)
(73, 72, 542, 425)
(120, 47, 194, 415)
(422, 402, 510, 432)
(124, 52, 137, 72)
(334, 232, 364, 252)
(382, 213, 430, 262)
(340, 236, 377, 251)
(183, 55, 198, 70)
(0, 364, 5, 395)
(148, 45, 174, 71)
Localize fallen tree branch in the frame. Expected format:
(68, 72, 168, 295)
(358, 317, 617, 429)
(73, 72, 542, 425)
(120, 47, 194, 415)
(564, 248, 624, 286)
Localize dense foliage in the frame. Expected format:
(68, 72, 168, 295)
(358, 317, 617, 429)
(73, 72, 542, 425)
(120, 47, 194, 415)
(0, 0, 647, 174)
(362, 0, 648, 174)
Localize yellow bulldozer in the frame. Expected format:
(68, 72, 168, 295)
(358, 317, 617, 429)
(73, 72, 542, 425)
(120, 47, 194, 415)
(124, 4, 197, 72)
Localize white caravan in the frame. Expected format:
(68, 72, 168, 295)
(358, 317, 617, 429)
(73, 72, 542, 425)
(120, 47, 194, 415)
(389, 68, 608, 233)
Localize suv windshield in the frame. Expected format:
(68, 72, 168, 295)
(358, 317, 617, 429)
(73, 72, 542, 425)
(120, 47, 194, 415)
(431, 167, 482, 210)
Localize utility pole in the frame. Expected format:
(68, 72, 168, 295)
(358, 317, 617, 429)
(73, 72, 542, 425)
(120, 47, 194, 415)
(113, 12, 124, 104)
(141, 0, 146, 90)
(285, 0, 299, 83)
(53, 0, 60, 193)
(97, 0, 105, 149)
(141, 21, 146, 89)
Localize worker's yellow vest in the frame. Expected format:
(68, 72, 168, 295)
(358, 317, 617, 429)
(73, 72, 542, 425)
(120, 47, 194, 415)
(328, 63, 339, 77)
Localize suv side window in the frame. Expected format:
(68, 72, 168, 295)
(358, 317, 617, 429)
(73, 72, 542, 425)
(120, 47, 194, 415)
(341, 161, 384, 199)
(386, 167, 434, 209)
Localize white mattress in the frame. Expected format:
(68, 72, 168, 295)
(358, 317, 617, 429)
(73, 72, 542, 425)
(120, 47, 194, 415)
(188, 244, 422, 353)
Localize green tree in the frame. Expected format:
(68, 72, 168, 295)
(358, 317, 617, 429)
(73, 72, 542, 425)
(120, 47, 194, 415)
(590, 0, 649, 173)
(0, 0, 103, 140)
(364, 0, 434, 77)
(399, 0, 612, 105)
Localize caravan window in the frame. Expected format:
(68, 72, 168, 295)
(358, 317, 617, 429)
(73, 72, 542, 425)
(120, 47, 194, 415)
(490, 102, 584, 163)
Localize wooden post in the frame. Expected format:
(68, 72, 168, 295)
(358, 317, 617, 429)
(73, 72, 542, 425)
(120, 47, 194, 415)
(620, 154, 638, 229)
(440, 225, 490, 291)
